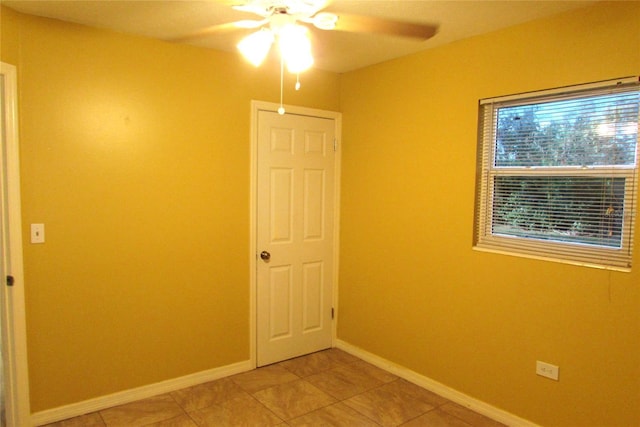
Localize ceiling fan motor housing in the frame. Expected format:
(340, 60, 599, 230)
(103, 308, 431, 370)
(269, 9, 297, 33)
(240, 0, 326, 18)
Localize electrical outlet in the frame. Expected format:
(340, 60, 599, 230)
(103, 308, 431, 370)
(30, 223, 45, 244)
(536, 360, 559, 381)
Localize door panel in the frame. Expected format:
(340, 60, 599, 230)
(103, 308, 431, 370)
(303, 169, 325, 240)
(270, 168, 293, 243)
(257, 110, 336, 366)
(302, 261, 323, 331)
(269, 266, 292, 339)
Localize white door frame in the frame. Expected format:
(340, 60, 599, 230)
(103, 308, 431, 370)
(0, 62, 31, 426)
(249, 100, 341, 367)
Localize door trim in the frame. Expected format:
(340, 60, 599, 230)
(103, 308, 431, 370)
(1, 62, 31, 426)
(249, 101, 341, 368)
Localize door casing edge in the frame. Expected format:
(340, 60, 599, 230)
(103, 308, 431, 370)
(1, 61, 31, 427)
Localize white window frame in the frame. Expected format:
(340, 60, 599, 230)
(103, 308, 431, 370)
(474, 77, 640, 271)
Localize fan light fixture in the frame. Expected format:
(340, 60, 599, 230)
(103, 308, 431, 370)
(237, 9, 318, 114)
(278, 24, 313, 73)
(237, 28, 275, 66)
(176, 0, 438, 114)
(238, 23, 314, 73)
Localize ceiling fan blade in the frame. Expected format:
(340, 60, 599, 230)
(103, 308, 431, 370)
(333, 13, 437, 40)
(171, 19, 268, 42)
(232, 4, 271, 17)
(234, 19, 270, 29)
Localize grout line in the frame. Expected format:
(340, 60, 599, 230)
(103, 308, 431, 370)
(245, 392, 285, 425)
(42, 348, 511, 427)
(97, 411, 107, 427)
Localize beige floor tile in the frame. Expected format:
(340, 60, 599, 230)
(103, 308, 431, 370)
(189, 393, 282, 426)
(348, 360, 399, 384)
(252, 379, 336, 420)
(278, 351, 346, 377)
(343, 381, 435, 427)
(46, 351, 507, 427)
(231, 364, 299, 393)
(401, 408, 473, 427)
(171, 377, 247, 412)
(440, 402, 507, 427)
(323, 348, 361, 365)
(305, 363, 384, 400)
(41, 412, 105, 427)
(382, 378, 450, 407)
(287, 402, 380, 426)
(144, 414, 198, 427)
(99, 394, 185, 427)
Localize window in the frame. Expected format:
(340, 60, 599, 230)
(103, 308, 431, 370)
(475, 77, 640, 270)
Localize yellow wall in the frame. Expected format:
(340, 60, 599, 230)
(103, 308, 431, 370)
(0, 7, 340, 412)
(2, 2, 639, 425)
(339, 2, 639, 426)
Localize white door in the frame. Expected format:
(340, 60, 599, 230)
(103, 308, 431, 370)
(256, 109, 337, 367)
(0, 62, 30, 426)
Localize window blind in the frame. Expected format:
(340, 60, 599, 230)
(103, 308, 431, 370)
(475, 77, 639, 270)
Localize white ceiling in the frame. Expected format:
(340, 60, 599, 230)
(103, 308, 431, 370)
(1, 0, 597, 73)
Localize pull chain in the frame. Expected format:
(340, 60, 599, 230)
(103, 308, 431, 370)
(278, 55, 285, 115)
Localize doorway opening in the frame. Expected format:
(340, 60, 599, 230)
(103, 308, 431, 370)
(1, 61, 31, 426)
(249, 101, 342, 367)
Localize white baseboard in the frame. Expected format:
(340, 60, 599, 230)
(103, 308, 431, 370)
(31, 344, 538, 427)
(30, 359, 253, 427)
(336, 339, 539, 427)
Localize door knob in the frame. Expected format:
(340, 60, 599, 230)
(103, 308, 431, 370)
(260, 251, 271, 261)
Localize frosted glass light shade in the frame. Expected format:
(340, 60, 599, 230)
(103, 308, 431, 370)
(238, 29, 275, 66)
(278, 25, 314, 73)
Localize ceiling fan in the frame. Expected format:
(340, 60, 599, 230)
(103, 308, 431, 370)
(175, 0, 438, 113)
(176, 0, 439, 52)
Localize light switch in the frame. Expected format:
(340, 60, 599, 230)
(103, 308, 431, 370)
(30, 223, 45, 244)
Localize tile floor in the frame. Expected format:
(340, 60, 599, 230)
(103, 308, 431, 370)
(42, 349, 506, 427)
